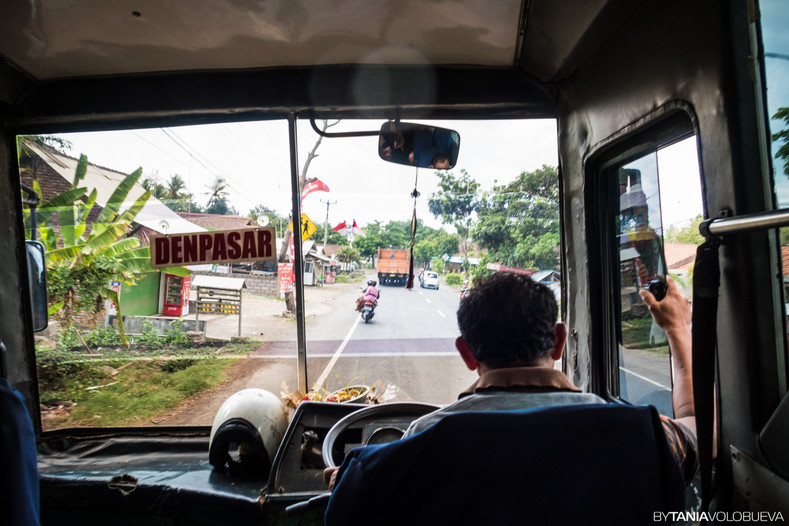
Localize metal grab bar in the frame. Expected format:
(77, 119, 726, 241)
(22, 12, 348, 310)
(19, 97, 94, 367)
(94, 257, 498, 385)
(700, 208, 789, 238)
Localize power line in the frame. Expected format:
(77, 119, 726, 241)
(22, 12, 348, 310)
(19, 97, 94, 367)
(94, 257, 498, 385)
(159, 127, 260, 211)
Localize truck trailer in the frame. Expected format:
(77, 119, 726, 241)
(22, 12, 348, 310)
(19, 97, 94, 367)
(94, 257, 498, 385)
(377, 248, 410, 286)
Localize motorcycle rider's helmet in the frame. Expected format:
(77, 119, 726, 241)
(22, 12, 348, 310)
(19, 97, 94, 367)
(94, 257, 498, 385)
(209, 388, 288, 479)
(367, 280, 375, 286)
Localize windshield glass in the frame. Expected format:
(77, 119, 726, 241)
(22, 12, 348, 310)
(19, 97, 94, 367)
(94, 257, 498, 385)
(19, 118, 559, 430)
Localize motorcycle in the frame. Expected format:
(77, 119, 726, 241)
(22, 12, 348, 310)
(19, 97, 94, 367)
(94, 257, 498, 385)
(361, 300, 376, 323)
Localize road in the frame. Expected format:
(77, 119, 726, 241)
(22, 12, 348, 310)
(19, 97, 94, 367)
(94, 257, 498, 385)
(252, 275, 476, 406)
(166, 273, 676, 425)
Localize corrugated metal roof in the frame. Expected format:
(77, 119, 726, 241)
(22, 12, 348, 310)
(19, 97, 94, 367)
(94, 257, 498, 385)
(177, 213, 254, 230)
(27, 142, 205, 235)
(191, 275, 246, 291)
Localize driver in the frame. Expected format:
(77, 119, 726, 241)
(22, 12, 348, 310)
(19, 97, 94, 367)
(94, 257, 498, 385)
(356, 280, 380, 311)
(326, 272, 697, 488)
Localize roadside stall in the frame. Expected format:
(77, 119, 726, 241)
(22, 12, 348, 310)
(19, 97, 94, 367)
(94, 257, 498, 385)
(192, 275, 247, 337)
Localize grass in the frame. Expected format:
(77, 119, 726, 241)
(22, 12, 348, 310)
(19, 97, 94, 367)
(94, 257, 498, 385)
(621, 316, 670, 354)
(36, 334, 262, 429)
(39, 357, 238, 428)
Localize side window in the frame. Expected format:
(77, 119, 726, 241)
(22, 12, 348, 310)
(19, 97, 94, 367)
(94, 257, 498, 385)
(761, 1, 789, 358)
(611, 136, 703, 416)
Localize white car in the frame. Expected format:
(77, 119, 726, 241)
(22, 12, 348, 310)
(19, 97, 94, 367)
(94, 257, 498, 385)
(421, 271, 440, 290)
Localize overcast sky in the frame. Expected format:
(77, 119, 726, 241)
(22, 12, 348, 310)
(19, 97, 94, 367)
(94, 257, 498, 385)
(53, 116, 704, 235)
(54, 119, 562, 231)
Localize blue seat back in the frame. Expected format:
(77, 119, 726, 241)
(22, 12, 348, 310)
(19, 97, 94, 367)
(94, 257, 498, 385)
(327, 404, 684, 526)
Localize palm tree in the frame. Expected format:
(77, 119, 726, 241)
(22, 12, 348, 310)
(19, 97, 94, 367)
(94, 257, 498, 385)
(166, 174, 186, 200)
(141, 175, 167, 200)
(206, 176, 229, 208)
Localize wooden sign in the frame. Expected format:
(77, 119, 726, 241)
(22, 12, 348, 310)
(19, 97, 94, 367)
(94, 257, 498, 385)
(151, 228, 276, 268)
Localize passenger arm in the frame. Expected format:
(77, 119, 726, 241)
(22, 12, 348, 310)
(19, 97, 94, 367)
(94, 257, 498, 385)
(639, 278, 695, 435)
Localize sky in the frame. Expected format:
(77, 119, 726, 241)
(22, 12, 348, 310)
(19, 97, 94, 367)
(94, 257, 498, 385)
(53, 119, 563, 232)
(53, 116, 706, 239)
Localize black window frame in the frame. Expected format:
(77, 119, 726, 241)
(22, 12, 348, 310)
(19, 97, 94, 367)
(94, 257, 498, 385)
(584, 103, 701, 404)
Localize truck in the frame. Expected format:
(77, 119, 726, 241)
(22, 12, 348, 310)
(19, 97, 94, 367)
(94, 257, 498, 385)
(377, 248, 410, 286)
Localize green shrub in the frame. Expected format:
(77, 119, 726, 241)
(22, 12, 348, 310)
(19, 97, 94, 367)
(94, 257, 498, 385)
(85, 326, 123, 348)
(137, 319, 165, 350)
(165, 319, 191, 346)
(445, 273, 463, 287)
(56, 326, 80, 352)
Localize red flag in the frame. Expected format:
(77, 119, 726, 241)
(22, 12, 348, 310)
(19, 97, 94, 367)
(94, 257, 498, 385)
(301, 179, 330, 200)
(351, 220, 364, 236)
(333, 221, 348, 236)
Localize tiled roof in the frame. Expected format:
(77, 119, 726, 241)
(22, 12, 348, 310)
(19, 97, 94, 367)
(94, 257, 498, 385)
(664, 243, 698, 271)
(178, 212, 254, 230)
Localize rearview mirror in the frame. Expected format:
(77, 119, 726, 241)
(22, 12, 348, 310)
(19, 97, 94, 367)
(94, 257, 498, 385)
(378, 122, 460, 169)
(26, 241, 48, 332)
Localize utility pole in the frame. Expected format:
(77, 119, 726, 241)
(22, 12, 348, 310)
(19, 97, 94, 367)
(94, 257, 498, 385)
(321, 199, 337, 249)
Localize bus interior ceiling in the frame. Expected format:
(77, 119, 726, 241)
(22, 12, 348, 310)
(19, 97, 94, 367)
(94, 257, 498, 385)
(1, 0, 788, 519)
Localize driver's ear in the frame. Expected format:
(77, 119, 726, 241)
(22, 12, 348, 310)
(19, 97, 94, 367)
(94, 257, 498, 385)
(551, 322, 567, 361)
(456, 336, 478, 371)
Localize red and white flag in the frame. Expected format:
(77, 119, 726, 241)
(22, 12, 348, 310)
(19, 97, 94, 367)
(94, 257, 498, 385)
(351, 220, 364, 236)
(333, 221, 348, 236)
(301, 179, 330, 200)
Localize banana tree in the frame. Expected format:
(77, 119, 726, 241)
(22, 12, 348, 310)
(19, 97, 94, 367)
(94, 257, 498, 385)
(20, 145, 188, 346)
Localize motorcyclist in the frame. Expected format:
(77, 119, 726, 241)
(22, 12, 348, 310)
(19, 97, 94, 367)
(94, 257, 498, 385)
(356, 280, 380, 311)
(459, 280, 471, 301)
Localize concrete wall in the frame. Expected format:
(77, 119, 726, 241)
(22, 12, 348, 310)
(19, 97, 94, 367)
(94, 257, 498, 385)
(192, 270, 279, 297)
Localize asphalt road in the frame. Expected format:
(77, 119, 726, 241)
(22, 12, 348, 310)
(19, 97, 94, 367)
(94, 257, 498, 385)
(253, 277, 475, 405)
(245, 274, 675, 412)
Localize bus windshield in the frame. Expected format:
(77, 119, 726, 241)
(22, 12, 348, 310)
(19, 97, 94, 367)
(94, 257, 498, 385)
(21, 118, 563, 430)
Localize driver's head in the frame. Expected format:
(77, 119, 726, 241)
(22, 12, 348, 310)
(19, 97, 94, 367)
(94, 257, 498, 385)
(430, 153, 450, 170)
(457, 272, 561, 369)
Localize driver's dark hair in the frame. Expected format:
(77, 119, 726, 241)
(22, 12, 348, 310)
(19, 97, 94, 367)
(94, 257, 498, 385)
(457, 272, 558, 368)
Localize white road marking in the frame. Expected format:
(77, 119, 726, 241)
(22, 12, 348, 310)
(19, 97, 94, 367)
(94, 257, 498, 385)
(425, 298, 432, 304)
(257, 352, 459, 359)
(311, 316, 361, 391)
(436, 310, 446, 318)
(620, 366, 671, 391)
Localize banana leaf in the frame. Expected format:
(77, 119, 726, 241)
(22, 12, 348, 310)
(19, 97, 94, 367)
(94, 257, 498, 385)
(37, 187, 88, 225)
(74, 189, 98, 241)
(84, 222, 131, 253)
(116, 189, 151, 225)
(72, 154, 88, 188)
(96, 168, 143, 224)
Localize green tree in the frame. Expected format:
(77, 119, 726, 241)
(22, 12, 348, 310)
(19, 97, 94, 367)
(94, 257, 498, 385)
(323, 227, 351, 246)
(413, 230, 458, 268)
(664, 215, 705, 245)
(335, 246, 361, 266)
(773, 107, 789, 179)
(166, 174, 186, 200)
(141, 174, 167, 200)
(428, 169, 480, 265)
(473, 165, 560, 270)
(206, 176, 229, 205)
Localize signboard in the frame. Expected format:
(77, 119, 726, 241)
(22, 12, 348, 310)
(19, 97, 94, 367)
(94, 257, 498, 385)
(486, 263, 535, 276)
(288, 213, 318, 241)
(278, 263, 294, 293)
(151, 227, 276, 268)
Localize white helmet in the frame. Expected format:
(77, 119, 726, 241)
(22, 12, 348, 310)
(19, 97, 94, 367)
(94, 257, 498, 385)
(209, 388, 288, 479)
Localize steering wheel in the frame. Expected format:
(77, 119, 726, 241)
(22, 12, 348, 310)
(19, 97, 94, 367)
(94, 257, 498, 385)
(321, 402, 439, 468)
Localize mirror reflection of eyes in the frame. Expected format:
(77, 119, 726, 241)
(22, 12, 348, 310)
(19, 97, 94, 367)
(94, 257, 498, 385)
(378, 121, 460, 170)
